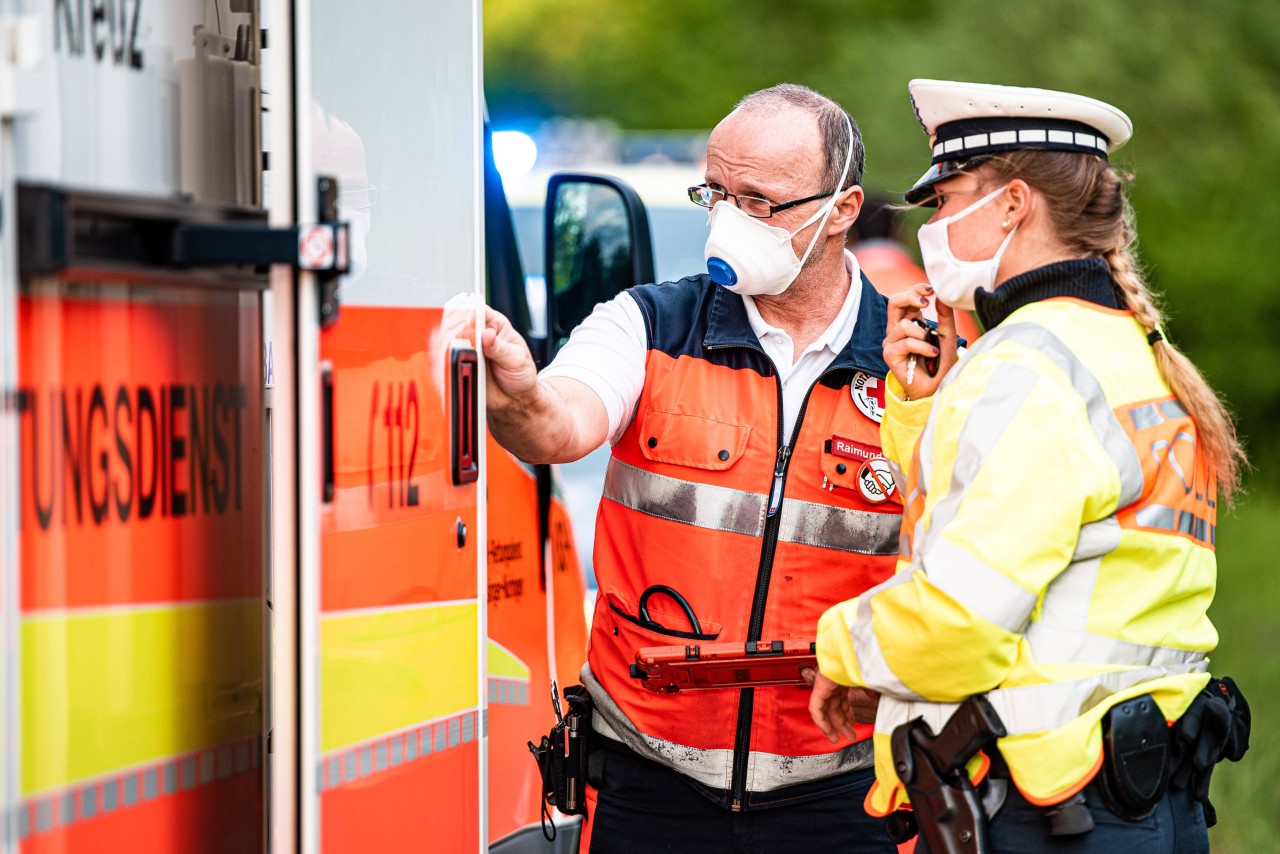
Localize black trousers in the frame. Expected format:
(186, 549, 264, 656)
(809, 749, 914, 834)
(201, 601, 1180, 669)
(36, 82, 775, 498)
(915, 777, 1209, 854)
(583, 739, 898, 854)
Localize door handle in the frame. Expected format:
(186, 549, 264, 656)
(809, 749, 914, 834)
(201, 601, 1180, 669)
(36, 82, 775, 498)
(451, 345, 479, 485)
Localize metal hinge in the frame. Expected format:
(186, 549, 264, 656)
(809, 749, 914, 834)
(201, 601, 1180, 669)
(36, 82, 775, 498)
(19, 177, 349, 326)
(172, 177, 349, 327)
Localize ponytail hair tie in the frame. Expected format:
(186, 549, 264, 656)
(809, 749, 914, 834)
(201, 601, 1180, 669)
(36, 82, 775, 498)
(1147, 329, 1164, 346)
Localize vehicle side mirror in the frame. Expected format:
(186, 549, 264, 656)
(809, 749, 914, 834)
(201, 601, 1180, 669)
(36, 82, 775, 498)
(543, 173, 655, 361)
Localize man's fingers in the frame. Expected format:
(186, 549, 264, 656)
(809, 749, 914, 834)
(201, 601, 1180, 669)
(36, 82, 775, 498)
(833, 696, 858, 742)
(808, 674, 846, 744)
(481, 310, 530, 369)
(800, 667, 817, 687)
(481, 327, 513, 369)
(480, 307, 540, 406)
(809, 694, 839, 744)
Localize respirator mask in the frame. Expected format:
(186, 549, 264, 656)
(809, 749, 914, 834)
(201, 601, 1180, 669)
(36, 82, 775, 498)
(703, 116, 855, 297)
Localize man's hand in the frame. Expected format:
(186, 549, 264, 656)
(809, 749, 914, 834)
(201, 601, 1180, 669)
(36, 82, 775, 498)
(477, 305, 609, 464)
(481, 305, 538, 412)
(805, 668, 880, 744)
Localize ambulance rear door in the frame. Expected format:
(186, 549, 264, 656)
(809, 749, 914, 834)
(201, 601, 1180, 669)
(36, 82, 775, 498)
(284, 1, 488, 851)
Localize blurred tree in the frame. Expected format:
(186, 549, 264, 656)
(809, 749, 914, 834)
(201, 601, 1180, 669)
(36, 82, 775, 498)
(486, 0, 1280, 484)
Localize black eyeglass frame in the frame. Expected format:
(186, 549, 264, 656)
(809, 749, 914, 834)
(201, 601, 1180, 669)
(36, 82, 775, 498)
(687, 184, 835, 219)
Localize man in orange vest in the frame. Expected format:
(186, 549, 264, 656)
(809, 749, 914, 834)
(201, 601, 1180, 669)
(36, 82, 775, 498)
(483, 84, 909, 853)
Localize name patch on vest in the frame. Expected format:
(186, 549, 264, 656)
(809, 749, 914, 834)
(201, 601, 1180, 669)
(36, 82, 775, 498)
(826, 436, 881, 462)
(857, 458, 897, 503)
(850, 372, 886, 424)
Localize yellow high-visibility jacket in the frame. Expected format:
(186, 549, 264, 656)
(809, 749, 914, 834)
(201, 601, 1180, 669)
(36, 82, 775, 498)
(817, 263, 1217, 815)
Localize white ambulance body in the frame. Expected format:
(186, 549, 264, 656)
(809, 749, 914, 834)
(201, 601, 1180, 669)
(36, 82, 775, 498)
(0, 2, 654, 851)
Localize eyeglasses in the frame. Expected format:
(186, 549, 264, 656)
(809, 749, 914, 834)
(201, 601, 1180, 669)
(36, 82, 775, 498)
(687, 184, 834, 219)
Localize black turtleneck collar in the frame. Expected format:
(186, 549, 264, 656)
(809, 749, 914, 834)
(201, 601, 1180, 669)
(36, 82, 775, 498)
(974, 257, 1120, 331)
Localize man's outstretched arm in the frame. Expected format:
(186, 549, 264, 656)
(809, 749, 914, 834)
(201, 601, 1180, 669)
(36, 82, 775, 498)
(482, 305, 610, 464)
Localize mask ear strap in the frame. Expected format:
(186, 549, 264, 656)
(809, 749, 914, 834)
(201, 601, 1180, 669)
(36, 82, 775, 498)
(792, 114, 856, 268)
(991, 221, 1019, 265)
(943, 183, 1010, 224)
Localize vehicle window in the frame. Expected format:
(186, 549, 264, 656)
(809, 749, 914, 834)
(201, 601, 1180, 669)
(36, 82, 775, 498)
(513, 205, 707, 285)
(513, 183, 710, 597)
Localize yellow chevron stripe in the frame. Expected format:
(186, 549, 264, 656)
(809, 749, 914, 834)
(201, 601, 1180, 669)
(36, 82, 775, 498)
(21, 600, 263, 796)
(486, 639, 531, 680)
(320, 602, 478, 753)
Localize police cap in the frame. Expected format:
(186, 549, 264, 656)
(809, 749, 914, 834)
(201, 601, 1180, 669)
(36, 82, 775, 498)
(903, 79, 1133, 205)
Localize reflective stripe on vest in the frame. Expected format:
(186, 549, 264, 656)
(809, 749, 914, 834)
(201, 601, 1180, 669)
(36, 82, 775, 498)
(873, 657, 1208, 738)
(852, 571, 926, 701)
(919, 323, 1145, 512)
(583, 664, 874, 792)
(604, 458, 899, 554)
(602, 457, 767, 538)
(1135, 504, 1216, 547)
(1128, 398, 1190, 431)
(777, 497, 899, 555)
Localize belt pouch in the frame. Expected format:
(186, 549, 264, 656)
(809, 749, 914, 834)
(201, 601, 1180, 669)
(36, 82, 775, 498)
(1098, 694, 1170, 820)
(560, 686, 593, 814)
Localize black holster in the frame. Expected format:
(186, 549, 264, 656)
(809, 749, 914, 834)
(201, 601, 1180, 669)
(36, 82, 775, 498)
(528, 684, 594, 840)
(1097, 693, 1171, 821)
(888, 696, 1008, 854)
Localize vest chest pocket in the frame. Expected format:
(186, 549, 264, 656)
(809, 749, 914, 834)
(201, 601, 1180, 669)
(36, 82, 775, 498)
(639, 408, 751, 471)
(819, 441, 898, 506)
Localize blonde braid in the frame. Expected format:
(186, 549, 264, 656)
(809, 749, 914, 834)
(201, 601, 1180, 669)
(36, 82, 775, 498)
(1106, 241, 1246, 502)
(978, 151, 1247, 503)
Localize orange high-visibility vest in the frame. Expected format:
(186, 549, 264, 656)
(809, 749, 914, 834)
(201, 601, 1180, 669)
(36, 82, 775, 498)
(584, 274, 902, 809)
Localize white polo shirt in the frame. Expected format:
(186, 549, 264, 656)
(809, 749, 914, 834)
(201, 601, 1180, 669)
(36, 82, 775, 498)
(540, 251, 864, 446)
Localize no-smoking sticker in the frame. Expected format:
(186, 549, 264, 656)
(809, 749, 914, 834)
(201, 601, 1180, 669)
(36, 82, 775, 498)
(298, 225, 336, 270)
(857, 458, 896, 504)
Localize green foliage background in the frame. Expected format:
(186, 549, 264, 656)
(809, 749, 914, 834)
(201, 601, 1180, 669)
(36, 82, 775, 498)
(486, 0, 1280, 484)
(486, 1, 1280, 848)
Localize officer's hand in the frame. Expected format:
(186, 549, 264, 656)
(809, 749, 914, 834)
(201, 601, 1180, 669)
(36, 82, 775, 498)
(480, 306, 538, 411)
(805, 669, 879, 743)
(883, 284, 960, 400)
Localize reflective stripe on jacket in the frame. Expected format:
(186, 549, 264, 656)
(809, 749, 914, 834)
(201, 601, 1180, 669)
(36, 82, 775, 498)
(587, 273, 902, 804)
(816, 293, 1216, 814)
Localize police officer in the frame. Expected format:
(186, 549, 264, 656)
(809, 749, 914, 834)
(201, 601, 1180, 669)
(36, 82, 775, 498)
(484, 84, 900, 852)
(809, 79, 1249, 852)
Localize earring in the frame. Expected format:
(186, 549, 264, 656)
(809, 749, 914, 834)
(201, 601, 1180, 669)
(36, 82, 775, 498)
(1001, 219, 1012, 229)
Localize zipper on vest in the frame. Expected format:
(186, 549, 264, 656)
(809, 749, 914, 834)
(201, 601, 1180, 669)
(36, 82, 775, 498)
(729, 372, 788, 811)
(767, 445, 791, 517)
(729, 687, 754, 812)
(728, 365, 856, 809)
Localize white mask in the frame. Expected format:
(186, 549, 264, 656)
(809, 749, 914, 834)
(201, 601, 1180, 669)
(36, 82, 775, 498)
(917, 184, 1018, 311)
(703, 117, 854, 297)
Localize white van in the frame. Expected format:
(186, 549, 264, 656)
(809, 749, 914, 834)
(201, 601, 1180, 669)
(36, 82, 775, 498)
(504, 162, 710, 596)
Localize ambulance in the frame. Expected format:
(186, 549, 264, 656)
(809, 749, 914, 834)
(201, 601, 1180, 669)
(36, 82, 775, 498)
(0, 1, 653, 851)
